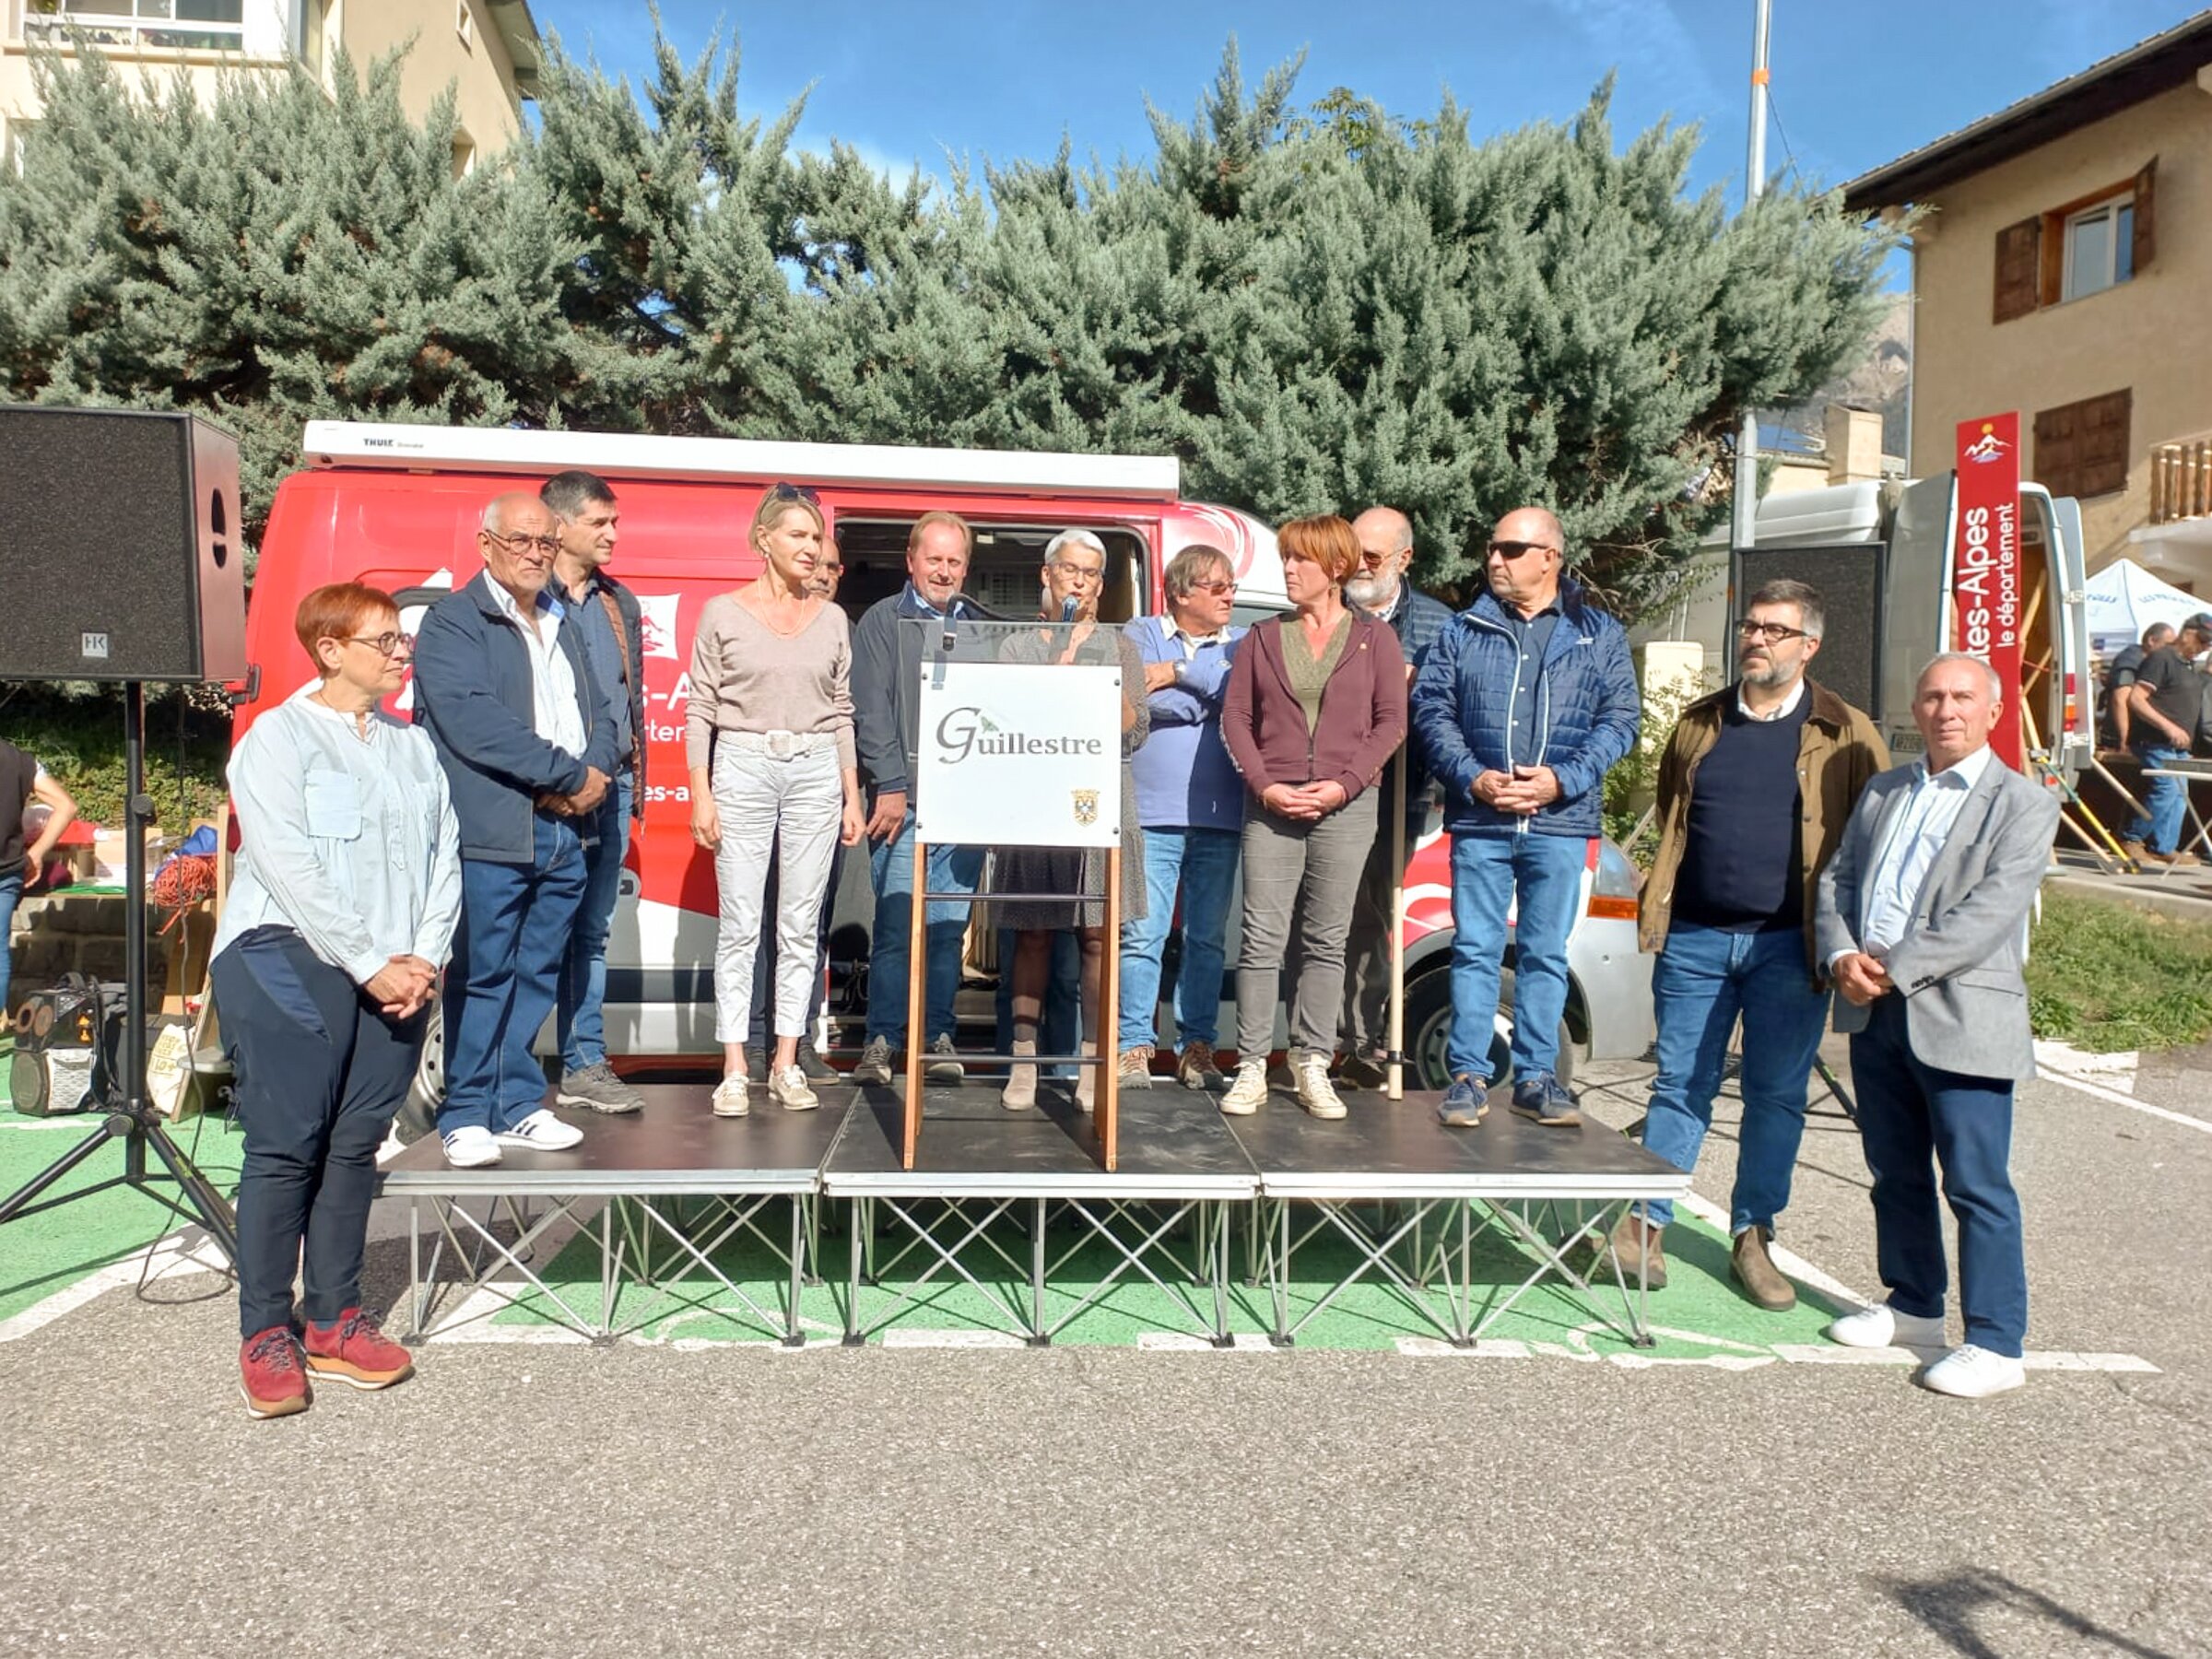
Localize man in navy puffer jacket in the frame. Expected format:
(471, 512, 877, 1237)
(1409, 507, 1641, 1129)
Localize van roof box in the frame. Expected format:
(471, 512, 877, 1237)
(300, 420, 1183, 501)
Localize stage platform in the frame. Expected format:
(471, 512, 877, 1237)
(377, 1079, 1691, 1350)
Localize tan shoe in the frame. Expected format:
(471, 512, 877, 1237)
(1118, 1044, 1155, 1090)
(1002, 1040, 1038, 1112)
(1608, 1211, 1666, 1290)
(1731, 1225, 1797, 1312)
(1219, 1059, 1268, 1116)
(1176, 1040, 1228, 1093)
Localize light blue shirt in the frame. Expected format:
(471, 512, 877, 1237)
(1856, 744, 1996, 960)
(213, 684, 465, 985)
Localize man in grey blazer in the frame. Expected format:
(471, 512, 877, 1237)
(1815, 653, 2060, 1397)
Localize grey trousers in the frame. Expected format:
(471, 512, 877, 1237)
(1235, 789, 1379, 1061)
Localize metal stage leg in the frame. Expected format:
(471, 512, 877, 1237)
(1030, 1198, 1048, 1347)
(784, 1195, 806, 1347)
(843, 1199, 865, 1346)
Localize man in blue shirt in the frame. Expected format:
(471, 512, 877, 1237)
(1409, 506, 1640, 1129)
(1117, 544, 1245, 1093)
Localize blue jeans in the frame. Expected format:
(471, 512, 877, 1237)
(0, 869, 21, 1019)
(1638, 923, 1831, 1230)
(1118, 826, 1239, 1051)
(557, 773, 632, 1073)
(865, 815, 983, 1046)
(440, 813, 587, 1135)
(2127, 743, 2188, 855)
(994, 925, 1080, 1077)
(1849, 994, 2027, 1358)
(1445, 830, 1584, 1084)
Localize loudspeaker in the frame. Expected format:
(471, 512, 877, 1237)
(0, 406, 247, 682)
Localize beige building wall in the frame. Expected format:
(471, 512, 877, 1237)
(2, 0, 530, 171)
(1906, 80, 2212, 581)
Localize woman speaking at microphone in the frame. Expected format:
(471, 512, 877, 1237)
(688, 483, 864, 1115)
(993, 529, 1148, 1112)
(211, 582, 461, 1419)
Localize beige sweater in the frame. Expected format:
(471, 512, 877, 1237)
(685, 594, 856, 772)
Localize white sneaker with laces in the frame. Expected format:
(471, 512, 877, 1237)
(1917, 1344, 2026, 1398)
(441, 1125, 501, 1169)
(1218, 1059, 1269, 1116)
(495, 1109, 584, 1150)
(768, 1065, 818, 1112)
(712, 1074, 751, 1118)
(1293, 1055, 1347, 1120)
(1825, 1300, 1947, 1350)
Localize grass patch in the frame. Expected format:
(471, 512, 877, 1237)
(2027, 890, 2212, 1053)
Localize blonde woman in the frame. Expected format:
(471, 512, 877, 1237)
(688, 484, 864, 1113)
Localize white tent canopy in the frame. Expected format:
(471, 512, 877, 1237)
(2086, 558, 2206, 659)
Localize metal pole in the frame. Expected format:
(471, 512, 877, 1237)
(1385, 771, 1406, 1100)
(1730, 0, 1773, 556)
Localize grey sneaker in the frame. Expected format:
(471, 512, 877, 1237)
(742, 1045, 768, 1088)
(794, 1037, 838, 1082)
(557, 1061, 644, 1115)
(852, 1035, 896, 1087)
(924, 1033, 966, 1085)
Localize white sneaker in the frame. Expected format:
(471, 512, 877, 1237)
(768, 1065, 818, 1112)
(1293, 1054, 1347, 1120)
(712, 1074, 751, 1118)
(1917, 1344, 2027, 1399)
(495, 1109, 584, 1150)
(1825, 1300, 1947, 1350)
(1219, 1059, 1269, 1116)
(441, 1125, 500, 1169)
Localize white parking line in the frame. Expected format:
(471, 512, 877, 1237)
(2036, 1065, 2212, 1134)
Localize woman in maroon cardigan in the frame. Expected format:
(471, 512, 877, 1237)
(1219, 514, 1407, 1118)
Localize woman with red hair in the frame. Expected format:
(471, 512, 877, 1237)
(210, 582, 461, 1418)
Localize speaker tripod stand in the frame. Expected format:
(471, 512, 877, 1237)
(0, 683, 239, 1264)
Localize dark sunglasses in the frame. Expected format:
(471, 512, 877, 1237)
(1487, 539, 1557, 561)
(766, 481, 820, 507)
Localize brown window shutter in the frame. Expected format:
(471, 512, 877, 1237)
(2034, 388, 2131, 499)
(2133, 155, 2157, 274)
(1994, 217, 2041, 322)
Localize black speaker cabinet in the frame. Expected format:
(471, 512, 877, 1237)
(0, 406, 248, 682)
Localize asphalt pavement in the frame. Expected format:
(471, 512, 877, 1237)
(2, 1040, 2207, 1657)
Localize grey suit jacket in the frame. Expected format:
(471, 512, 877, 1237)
(1814, 755, 2061, 1082)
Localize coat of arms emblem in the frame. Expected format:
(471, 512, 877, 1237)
(1072, 789, 1100, 827)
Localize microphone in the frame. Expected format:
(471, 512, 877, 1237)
(1060, 595, 1079, 624)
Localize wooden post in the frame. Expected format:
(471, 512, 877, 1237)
(901, 833, 928, 1170)
(1099, 843, 1122, 1171)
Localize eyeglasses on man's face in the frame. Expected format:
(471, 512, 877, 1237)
(485, 528, 559, 557)
(1188, 579, 1237, 597)
(1737, 618, 1810, 644)
(1487, 539, 1556, 561)
(340, 630, 415, 658)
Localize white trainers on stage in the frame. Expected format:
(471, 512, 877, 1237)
(1219, 1059, 1268, 1116)
(496, 1109, 584, 1151)
(1917, 1344, 2027, 1399)
(712, 1074, 751, 1118)
(441, 1125, 500, 1169)
(1825, 1300, 1947, 1350)
(1293, 1054, 1347, 1120)
(768, 1065, 818, 1112)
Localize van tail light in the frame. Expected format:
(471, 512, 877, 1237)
(1586, 836, 1641, 922)
(2063, 670, 2079, 734)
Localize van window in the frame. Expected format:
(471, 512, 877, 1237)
(834, 519, 1150, 624)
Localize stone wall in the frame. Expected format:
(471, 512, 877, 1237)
(6, 893, 168, 1012)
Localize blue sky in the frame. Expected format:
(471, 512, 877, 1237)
(531, 0, 2199, 209)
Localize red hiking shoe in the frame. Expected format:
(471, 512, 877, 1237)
(303, 1307, 416, 1392)
(240, 1326, 311, 1419)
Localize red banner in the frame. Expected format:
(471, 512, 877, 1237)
(1952, 413, 2023, 768)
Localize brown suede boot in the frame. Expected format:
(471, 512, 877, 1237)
(1608, 1211, 1666, 1290)
(1731, 1225, 1797, 1312)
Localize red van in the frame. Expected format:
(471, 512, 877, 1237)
(238, 421, 1653, 1096)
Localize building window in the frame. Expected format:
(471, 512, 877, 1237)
(300, 0, 328, 78)
(456, 1, 474, 50)
(453, 134, 477, 179)
(4, 118, 36, 176)
(2033, 388, 2132, 500)
(1992, 157, 2156, 323)
(23, 1, 247, 52)
(2063, 194, 2135, 302)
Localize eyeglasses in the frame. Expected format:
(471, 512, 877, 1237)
(1487, 540, 1557, 561)
(485, 529, 559, 557)
(1051, 563, 1104, 586)
(1357, 548, 1394, 570)
(340, 630, 415, 657)
(767, 481, 821, 507)
(1737, 618, 1811, 643)
(1188, 580, 1238, 596)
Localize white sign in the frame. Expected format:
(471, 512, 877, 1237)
(915, 661, 1122, 848)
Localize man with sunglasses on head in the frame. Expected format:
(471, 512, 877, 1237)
(542, 470, 650, 1117)
(413, 491, 618, 1168)
(1117, 543, 1247, 1093)
(1615, 580, 1888, 1304)
(1334, 506, 1455, 1088)
(850, 510, 994, 1087)
(1409, 506, 1639, 1130)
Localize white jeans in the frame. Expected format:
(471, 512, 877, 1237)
(712, 739, 843, 1043)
